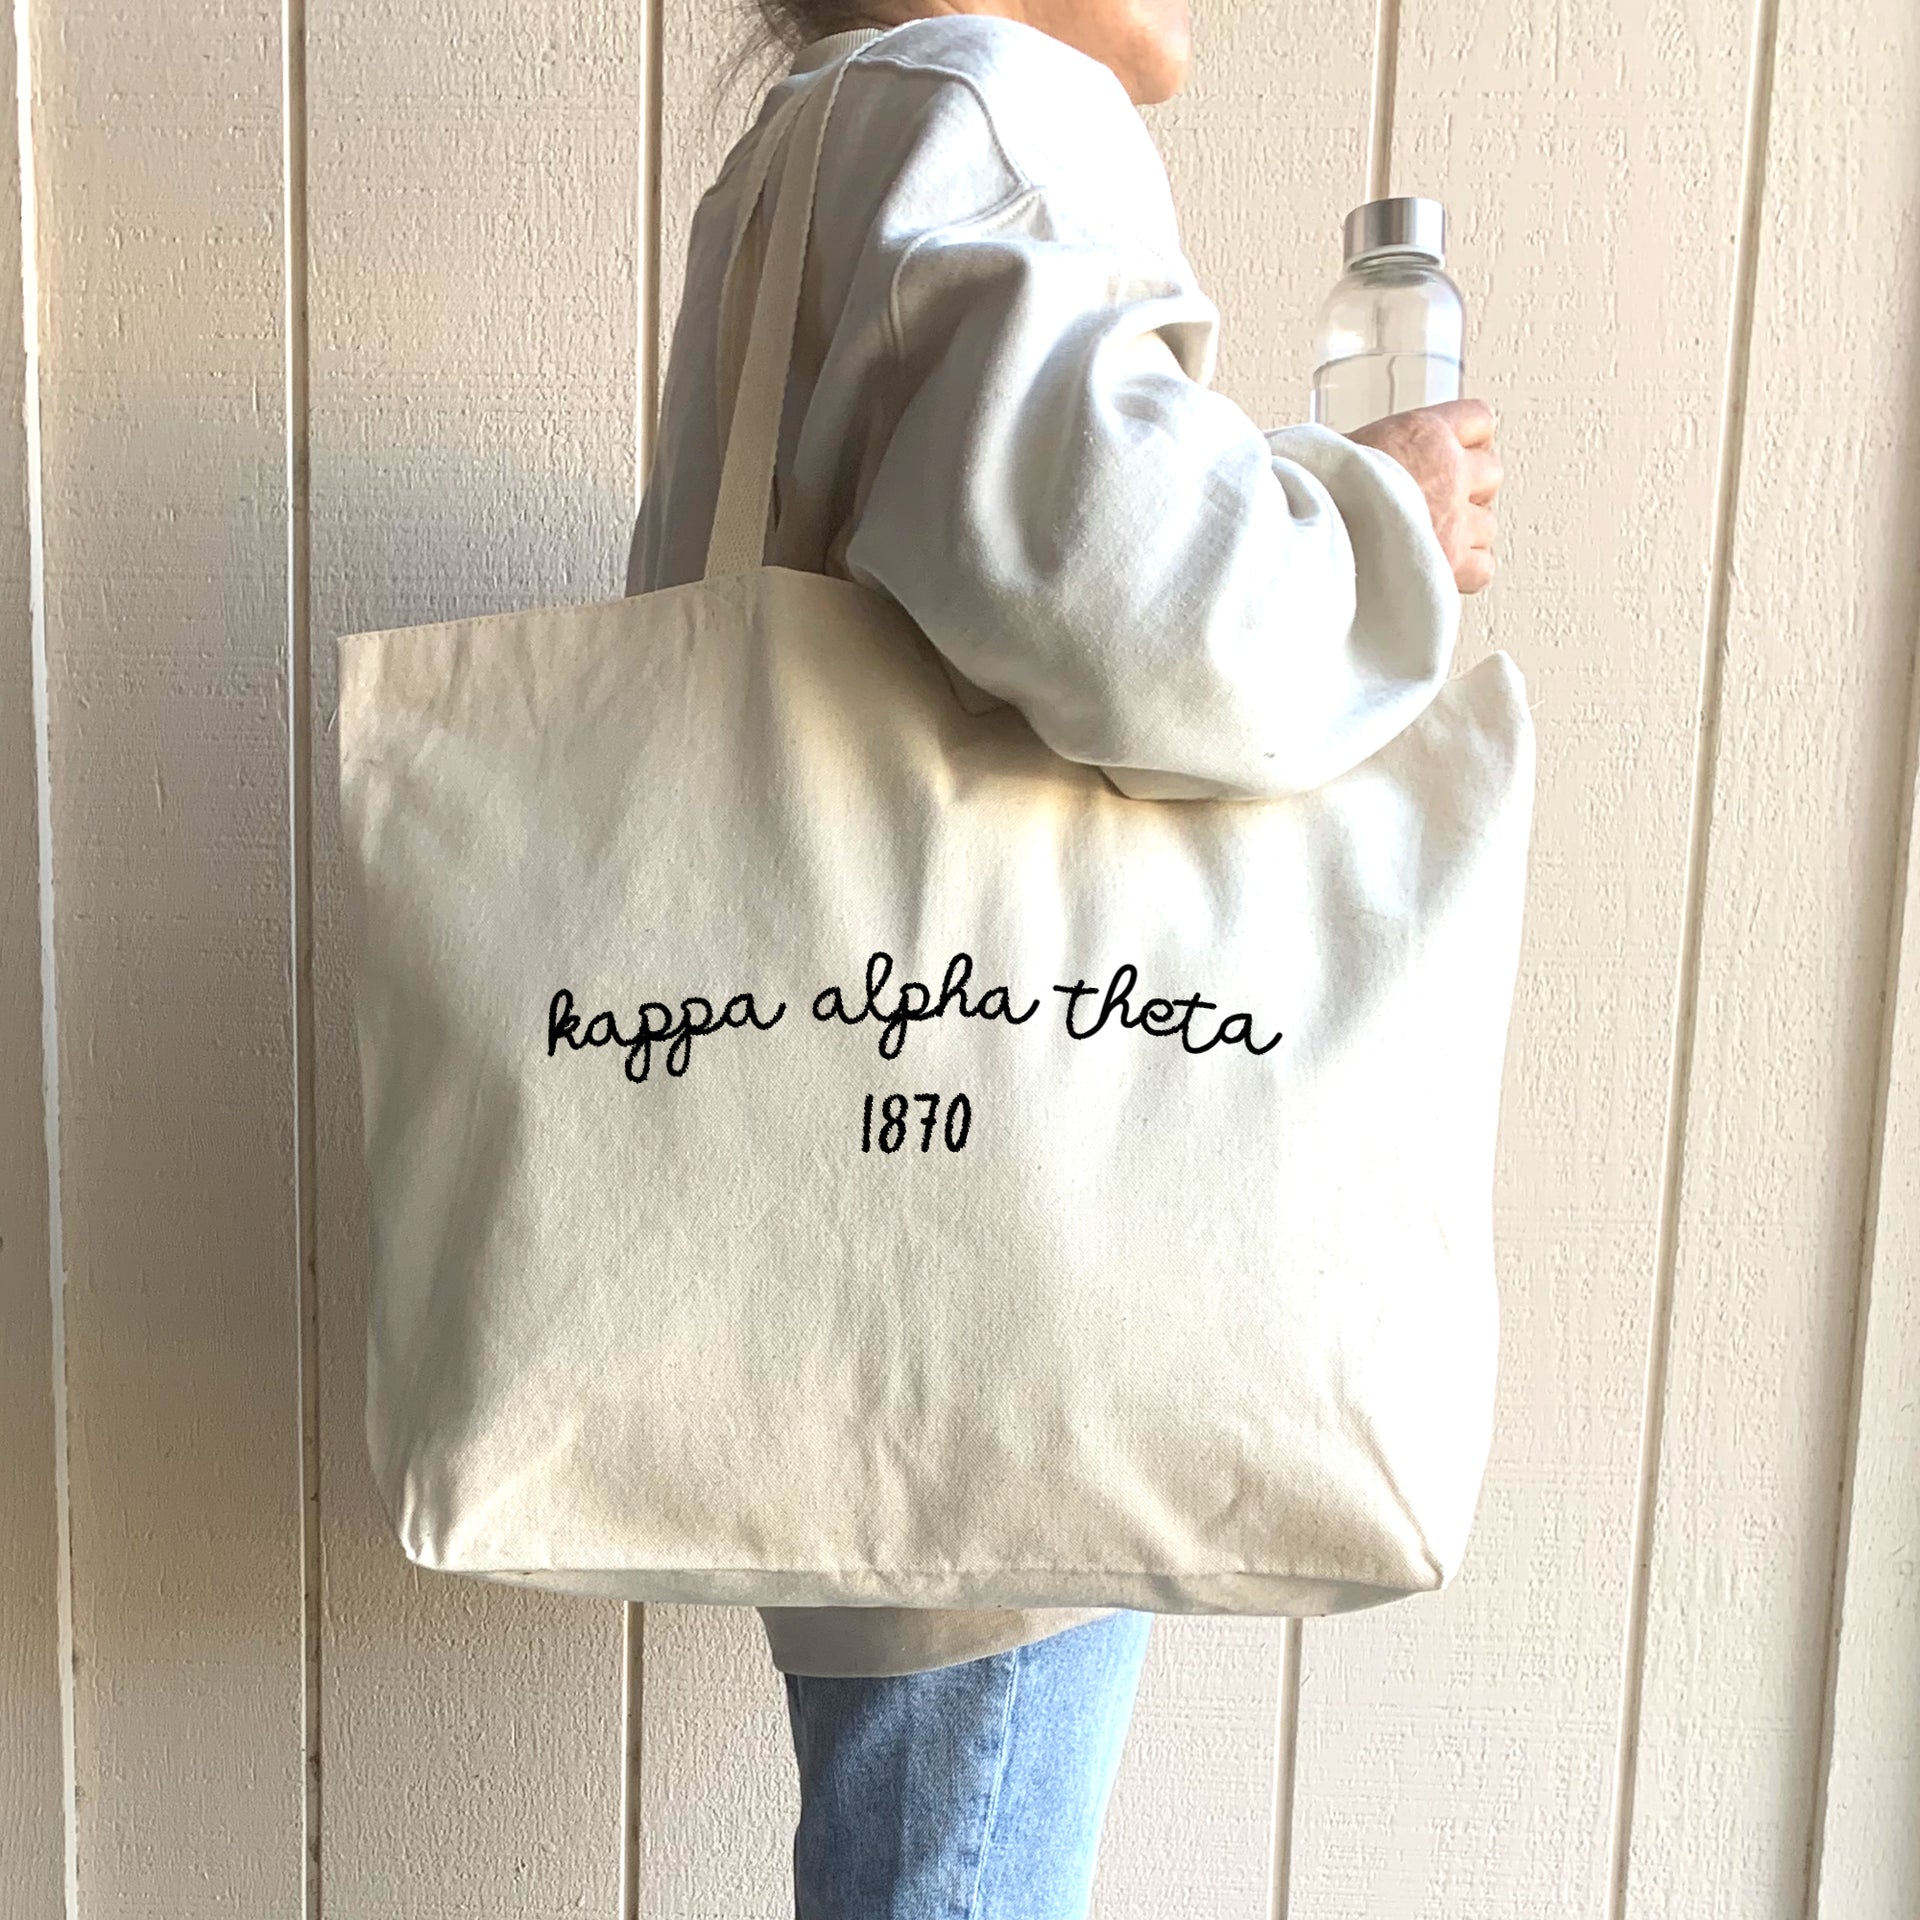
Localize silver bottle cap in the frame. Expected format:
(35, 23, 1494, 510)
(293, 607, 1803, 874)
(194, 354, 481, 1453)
(1342, 196, 1446, 267)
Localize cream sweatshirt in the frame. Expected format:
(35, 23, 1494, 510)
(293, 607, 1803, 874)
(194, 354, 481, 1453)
(625, 17, 1462, 1677)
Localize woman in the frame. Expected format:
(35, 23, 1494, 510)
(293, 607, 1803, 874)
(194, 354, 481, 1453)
(627, 3, 1501, 1912)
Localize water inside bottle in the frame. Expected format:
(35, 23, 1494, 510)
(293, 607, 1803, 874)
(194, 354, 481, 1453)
(1310, 351, 1463, 435)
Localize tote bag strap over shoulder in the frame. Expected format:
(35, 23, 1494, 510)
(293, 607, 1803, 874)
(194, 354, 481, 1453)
(704, 55, 854, 581)
(710, 89, 802, 476)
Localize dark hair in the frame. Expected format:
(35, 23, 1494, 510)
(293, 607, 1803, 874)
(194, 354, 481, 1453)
(712, 2, 890, 118)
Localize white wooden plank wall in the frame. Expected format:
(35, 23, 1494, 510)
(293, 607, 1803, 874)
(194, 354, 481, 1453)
(2, 1, 1915, 1917)
(12, 4, 307, 1916)
(1629, 0, 1920, 1912)
(1291, 0, 1752, 1912)
(1, 0, 66, 1909)
(1817, 533, 1920, 1911)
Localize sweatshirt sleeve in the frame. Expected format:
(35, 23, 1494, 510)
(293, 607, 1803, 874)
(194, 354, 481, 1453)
(840, 162, 1463, 803)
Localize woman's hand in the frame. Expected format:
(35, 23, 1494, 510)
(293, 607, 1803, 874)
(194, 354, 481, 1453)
(1346, 398, 1502, 594)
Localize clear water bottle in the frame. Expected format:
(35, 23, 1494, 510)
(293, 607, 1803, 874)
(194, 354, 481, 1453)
(1310, 197, 1464, 434)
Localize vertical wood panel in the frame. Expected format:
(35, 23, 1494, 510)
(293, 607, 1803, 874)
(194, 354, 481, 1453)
(1091, 1621, 1292, 1917)
(0, 0, 67, 1909)
(1816, 598, 1920, 1912)
(1630, 0, 1920, 1907)
(1288, 1, 1752, 1912)
(305, 0, 642, 1908)
(635, 1604, 801, 1917)
(27, 0, 306, 1910)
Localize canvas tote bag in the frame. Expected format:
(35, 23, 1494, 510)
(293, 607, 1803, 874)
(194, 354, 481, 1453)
(337, 51, 1536, 1617)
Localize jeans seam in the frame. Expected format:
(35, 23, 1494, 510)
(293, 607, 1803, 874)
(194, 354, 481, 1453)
(962, 1647, 1023, 1920)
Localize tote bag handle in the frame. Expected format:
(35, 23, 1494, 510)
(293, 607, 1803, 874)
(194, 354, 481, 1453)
(703, 55, 854, 581)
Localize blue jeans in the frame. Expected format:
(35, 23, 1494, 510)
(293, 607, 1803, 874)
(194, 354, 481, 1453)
(782, 1609, 1154, 1920)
